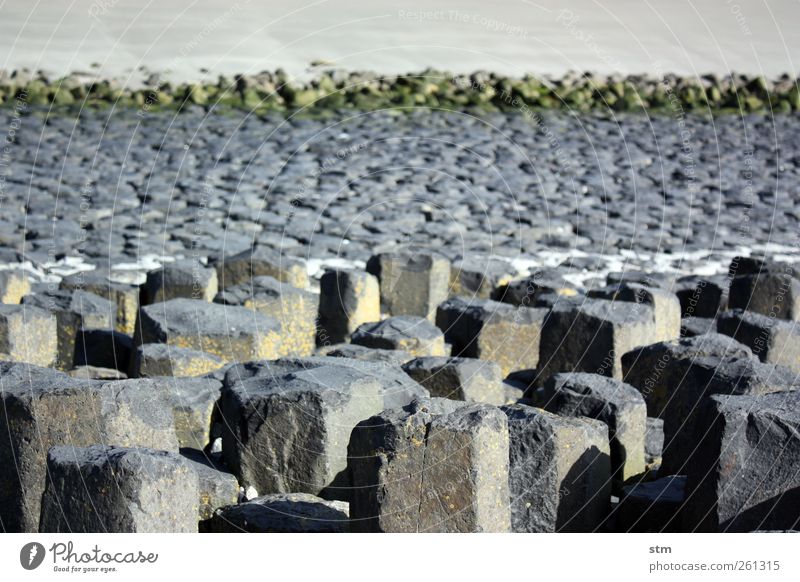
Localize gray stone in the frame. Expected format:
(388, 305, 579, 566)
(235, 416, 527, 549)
(40, 445, 199, 533)
(215, 245, 309, 290)
(60, 272, 140, 335)
(436, 296, 547, 376)
(717, 309, 800, 372)
(450, 257, 516, 299)
(348, 399, 511, 532)
(208, 493, 349, 532)
(685, 391, 800, 532)
(68, 365, 127, 379)
(543, 373, 647, 480)
(180, 448, 239, 523)
(223, 356, 429, 411)
(646, 417, 664, 466)
(351, 315, 446, 357)
(22, 289, 115, 370)
(496, 269, 578, 306)
(368, 250, 450, 321)
(322, 343, 414, 366)
(136, 298, 282, 362)
(0, 304, 57, 367)
(728, 267, 800, 321)
(502, 404, 611, 532)
(214, 276, 317, 356)
(588, 283, 680, 343)
(537, 299, 658, 385)
(166, 377, 223, 449)
(675, 275, 728, 318)
(143, 259, 218, 303)
(132, 343, 225, 377)
(680, 316, 716, 337)
(0, 364, 180, 532)
(220, 364, 383, 498)
(317, 269, 380, 343)
(621, 333, 754, 417)
(402, 356, 505, 404)
(0, 269, 30, 304)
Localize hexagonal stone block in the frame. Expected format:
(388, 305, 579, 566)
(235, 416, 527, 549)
(402, 356, 504, 404)
(60, 272, 139, 334)
(588, 283, 680, 343)
(685, 392, 800, 532)
(728, 263, 800, 321)
(621, 333, 754, 417)
(542, 373, 646, 481)
(39, 445, 199, 533)
(351, 315, 446, 357)
(143, 259, 218, 304)
(450, 256, 516, 300)
(0, 364, 179, 532)
(224, 356, 429, 412)
(0, 269, 30, 304)
(215, 246, 309, 290)
(215, 276, 317, 357)
(502, 404, 611, 532)
(208, 493, 349, 532)
(536, 298, 658, 386)
(317, 268, 380, 343)
(680, 316, 716, 337)
(675, 275, 728, 318)
(132, 343, 225, 377)
(180, 449, 239, 524)
(0, 304, 57, 367)
(496, 269, 578, 306)
(658, 356, 798, 476)
(220, 364, 384, 498)
(136, 298, 281, 362)
(348, 399, 511, 532)
(436, 297, 547, 376)
(717, 309, 800, 373)
(23, 289, 115, 370)
(166, 377, 223, 449)
(368, 250, 450, 320)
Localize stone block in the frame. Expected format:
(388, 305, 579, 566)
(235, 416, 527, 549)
(402, 356, 505, 405)
(0, 304, 57, 367)
(351, 315, 446, 357)
(317, 269, 380, 343)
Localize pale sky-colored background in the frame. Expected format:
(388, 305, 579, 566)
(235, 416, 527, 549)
(1, 0, 798, 85)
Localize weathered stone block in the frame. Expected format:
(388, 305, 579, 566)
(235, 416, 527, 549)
(728, 265, 800, 321)
(224, 356, 429, 412)
(0, 304, 57, 367)
(537, 299, 658, 385)
(496, 269, 578, 306)
(621, 333, 753, 417)
(317, 269, 380, 343)
(588, 283, 680, 343)
(502, 404, 611, 532)
(322, 343, 414, 366)
(717, 309, 800, 372)
(450, 257, 515, 300)
(143, 259, 218, 304)
(167, 377, 222, 449)
(132, 343, 225, 377)
(0, 364, 179, 532)
(675, 275, 728, 318)
(136, 298, 282, 362)
(368, 250, 450, 321)
(40, 445, 198, 533)
(23, 289, 115, 370)
(60, 272, 139, 334)
(351, 315, 446, 357)
(0, 269, 30, 304)
(402, 356, 504, 405)
(220, 364, 383, 498)
(348, 399, 511, 532)
(215, 246, 309, 290)
(215, 276, 317, 356)
(436, 296, 547, 376)
(543, 372, 646, 480)
(74, 328, 133, 371)
(685, 392, 800, 532)
(180, 449, 239, 523)
(208, 493, 349, 532)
